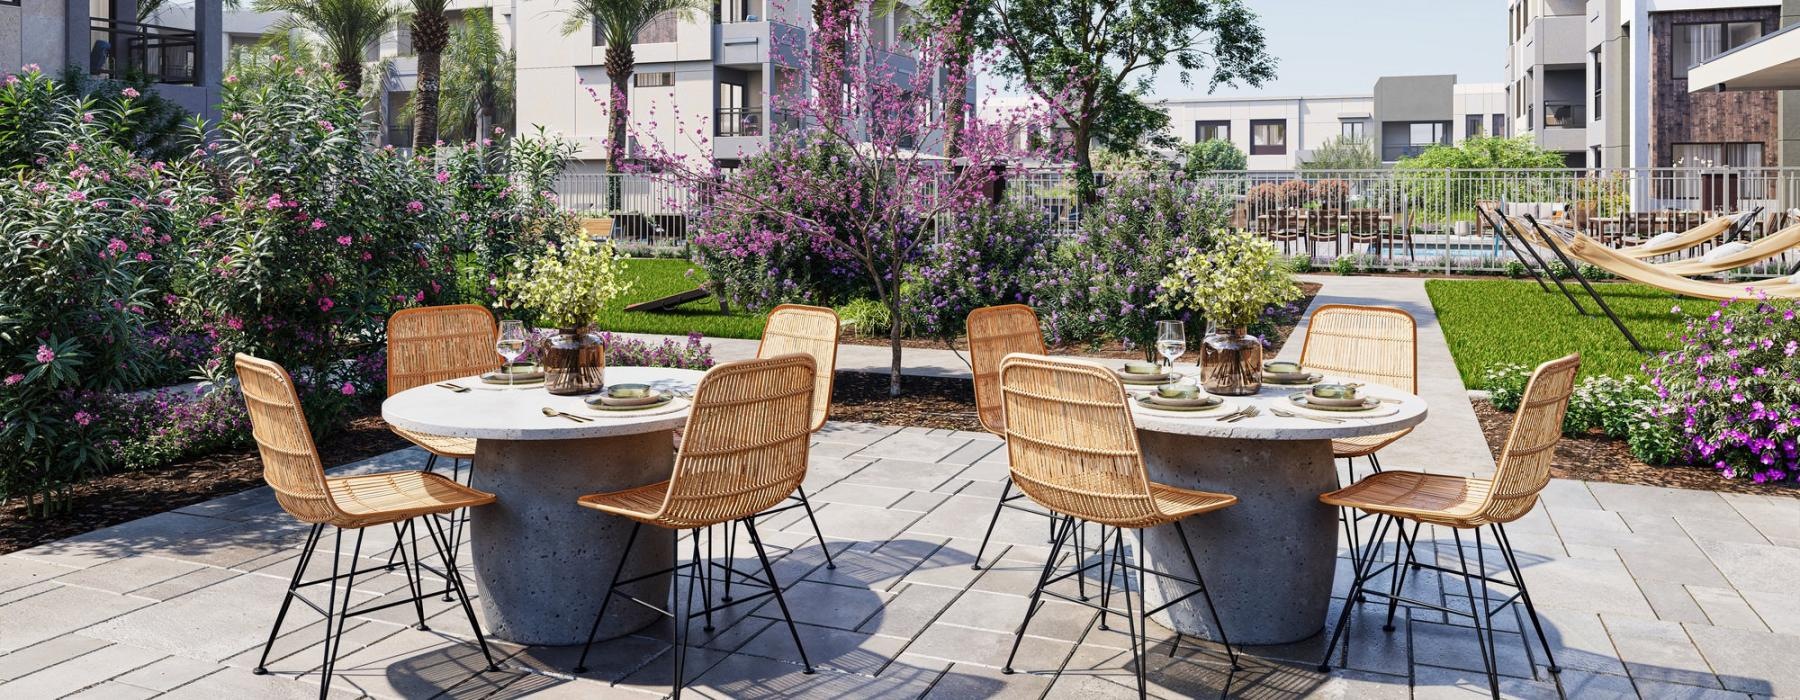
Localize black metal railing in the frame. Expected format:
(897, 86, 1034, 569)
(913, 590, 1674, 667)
(89, 17, 197, 84)
(716, 107, 764, 137)
(1543, 101, 1585, 129)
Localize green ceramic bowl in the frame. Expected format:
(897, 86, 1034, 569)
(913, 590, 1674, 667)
(1264, 361, 1303, 374)
(1310, 383, 1358, 400)
(1123, 361, 1160, 375)
(1157, 383, 1199, 399)
(607, 383, 653, 399)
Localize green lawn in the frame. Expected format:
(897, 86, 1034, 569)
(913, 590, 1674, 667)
(1425, 279, 1701, 387)
(592, 258, 766, 340)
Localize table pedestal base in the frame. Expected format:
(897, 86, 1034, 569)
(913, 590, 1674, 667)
(470, 432, 675, 646)
(1135, 431, 1339, 646)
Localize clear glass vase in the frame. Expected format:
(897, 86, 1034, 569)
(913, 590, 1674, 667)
(542, 327, 605, 396)
(1201, 326, 1263, 396)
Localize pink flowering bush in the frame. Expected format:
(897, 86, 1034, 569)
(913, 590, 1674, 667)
(904, 202, 1059, 340)
(439, 129, 581, 302)
(1647, 296, 1800, 482)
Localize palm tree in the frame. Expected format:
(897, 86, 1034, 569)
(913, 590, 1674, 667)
(407, 0, 450, 150)
(558, 0, 708, 173)
(441, 10, 514, 141)
(257, 0, 396, 93)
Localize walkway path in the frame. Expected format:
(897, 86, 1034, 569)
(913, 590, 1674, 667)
(1, 277, 1796, 698)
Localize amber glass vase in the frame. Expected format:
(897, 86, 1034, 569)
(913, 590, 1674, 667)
(542, 328, 605, 396)
(1200, 326, 1263, 396)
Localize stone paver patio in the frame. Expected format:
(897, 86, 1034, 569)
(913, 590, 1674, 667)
(1, 277, 1797, 698)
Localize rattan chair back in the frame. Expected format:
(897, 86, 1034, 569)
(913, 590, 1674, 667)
(651, 354, 817, 529)
(757, 304, 840, 433)
(1478, 354, 1580, 524)
(387, 305, 500, 396)
(235, 354, 339, 524)
(999, 354, 1167, 528)
(1298, 304, 1418, 393)
(967, 304, 1048, 436)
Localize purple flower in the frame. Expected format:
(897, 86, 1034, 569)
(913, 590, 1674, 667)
(73, 411, 93, 426)
(340, 382, 355, 396)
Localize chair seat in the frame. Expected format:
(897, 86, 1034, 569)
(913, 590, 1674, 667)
(1331, 428, 1412, 458)
(326, 471, 496, 528)
(1320, 470, 1493, 527)
(1015, 470, 1237, 528)
(390, 425, 476, 459)
(1148, 482, 1239, 521)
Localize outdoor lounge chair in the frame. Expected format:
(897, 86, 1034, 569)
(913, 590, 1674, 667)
(1654, 219, 1800, 276)
(1529, 217, 1800, 301)
(1611, 211, 1749, 259)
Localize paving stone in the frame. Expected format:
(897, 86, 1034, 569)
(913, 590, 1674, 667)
(1521, 607, 1628, 676)
(501, 632, 668, 682)
(1740, 589, 1800, 637)
(905, 621, 1075, 669)
(111, 654, 226, 692)
(158, 667, 363, 699)
(308, 627, 523, 699)
(735, 621, 906, 675)
(890, 490, 950, 514)
(1409, 619, 1537, 679)
(613, 643, 735, 693)
(852, 433, 972, 464)
(1685, 622, 1800, 697)
(905, 493, 1054, 548)
(691, 652, 940, 699)
(953, 459, 1011, 484)
(1691, 536, 1800, 596)
(53, 555, 211, 596)
(925, 660, 1052, 699)
(173, 486, 282, 522)
(811, 481, 915, 510)
(0, 641, 164, 699)
(1410, 662, 1560, 699)
(1616, 543, 1730, 587)
(64, 681, 164, 699)
(1675, 513, 1779, 547)
(855, 582, 960, 638)
(1717, 494, 1800, 547)
(1587, 482, 1744, 521)
(813, 422, 902, 446)
(1638, 579, 1712, 624)
(1600, 614, 1723, 689)
(0, 633, 112, 681)
(839, 457, 968, 492)
(775, 501, 923, 544)
(0, 584, 153, 653)
(939, 439, 1003, 466)
(9, 512, 240, 569)
(127, 565, 240, 602)
(942, 588, 1092, 642)
(1515, 556, 1653, 617)
(804, 538, 942, 591)
(802, 456, 874, 488)
(0, 555, 79, 594)
(1687, 585, 1771, 632)
(86, 572, 372, 663)
(750, 579, 893, 631)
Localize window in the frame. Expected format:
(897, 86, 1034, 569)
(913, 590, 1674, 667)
(1194, 120, 1229, 143)
(1672, 142, 1764, 168)
(1381, 120, 1451, 160)
(1492, 113, 1506, 137)
(1410, 122, 1448, 145)
(1591, 49, 1602, 121)
(1591, 146, 1602, 169)
(1340, 120, 1365, 139)
(1249, 119, 1286, 155)
(634, 72, 674, 88)
(717, 78, 760, 136)
(1465, 114, 1484, 139)
(1673, 21, 1762, 79)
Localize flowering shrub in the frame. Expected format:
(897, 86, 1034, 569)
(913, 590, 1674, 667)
(496, 234, 632, 329)
(904, 202, 1058, 340)
(1157, 231, 1302, 330)
(1311, 179, 1351, 207)
(439, 129, 581, 298)
(1481, 363, 1532, 412)
(1030, 175, 1229, 349)
(595, 332, 714, 370)
(1565, 375, 1656, 438)
(1647, 297, 1800, 482)
(98, 384, 250, 471)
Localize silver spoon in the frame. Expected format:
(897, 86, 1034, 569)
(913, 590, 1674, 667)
(541, 407, 591, 423)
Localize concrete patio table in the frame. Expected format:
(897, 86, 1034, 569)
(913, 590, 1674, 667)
(382, 366, 706, 646)
(1126, 377, 1427, 645)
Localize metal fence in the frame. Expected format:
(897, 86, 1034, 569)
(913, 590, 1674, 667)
(554, 167, 1800, 275)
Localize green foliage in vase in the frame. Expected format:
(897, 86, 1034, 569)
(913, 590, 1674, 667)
(1157, 230, 1302, 330)
(498, 233, 634, 330)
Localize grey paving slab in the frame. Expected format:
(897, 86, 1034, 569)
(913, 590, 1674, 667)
(1638, 579, 1712, 625)
(849, 432, 972, 465)
(1691, 536, 1800, 596)
(0, 640, 164, 699)
(1685, 623, 1800, 697)
(84, 572, 364, 663)
(0, 555, 78, 594)
(65, 681, 165, 699)
(1686, 585, 1770, 633)
(52, 554, 212, 596)
(0, 633, 112, 682)
(734, 621, 906, 675)
(0, 584, 154, 653)
(1601, 614, 1724, 689)
(110, 654, 227, 692)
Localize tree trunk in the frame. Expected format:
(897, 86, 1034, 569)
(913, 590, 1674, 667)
(603, 45, 634, 175)
(888, 294, 904, 397)
(940, 23, 970, 160)
(335, 60, 363, 94)
(1072, 122, 1096, 205)
(411, 10, 448, 151)
(475, 81, 495, 141)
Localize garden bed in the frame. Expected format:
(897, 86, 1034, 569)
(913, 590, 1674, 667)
(0, 406, 409, 556)
(1471, 399, 1797, 497)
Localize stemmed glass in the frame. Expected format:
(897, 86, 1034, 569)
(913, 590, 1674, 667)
(496, 320, 527, 387)
(1155, 320, 1187, 377)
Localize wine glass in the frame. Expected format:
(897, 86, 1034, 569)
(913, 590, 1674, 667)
(1155, 320, 1186, 377)
(496, 320, 527, 387)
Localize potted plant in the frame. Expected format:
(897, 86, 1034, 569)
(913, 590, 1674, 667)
(498, 233, 633, 395)
(1157, 232, 1303, 395)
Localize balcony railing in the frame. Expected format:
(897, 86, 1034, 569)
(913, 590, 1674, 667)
(716, 0, 765, 23)
(1382, 144, 1435, 161)
(1543, 102, 1585, 129)
(716, 108, 764, 137)
(88, 17, 197, 85)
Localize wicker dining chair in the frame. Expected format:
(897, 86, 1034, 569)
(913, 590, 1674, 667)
(965, 304, 1060, 572)
(1317, 354, 1580, 699)
(571, 355, 818, 698)
(381, 304, 500, 583)
(997, 355, 1239, 698)
(749, 304, 841, 569)
(236, 354, 498, 699)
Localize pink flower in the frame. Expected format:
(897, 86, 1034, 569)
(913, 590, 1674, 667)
(318, 297, 335, 312)
(340, 382, 356, 396)
(135, 252, 153, 262)
(3, 374, 22, 386)
(225, 74, 239, 84)
(406, 200, 424, 214)
(336, 235, 352, 246)
(434, 171, 450, 184)
(317, 120, 335, 132)
(67, 190, 86, 201)
(73, 411, 93, 426)
(120, 87, 139, 99)
(35, 345, 55, 364)
(81, 112, 94, 123)
(311, 218, 327, 230)
(107, 238, 128, 254)
(66, 142, 81, 153)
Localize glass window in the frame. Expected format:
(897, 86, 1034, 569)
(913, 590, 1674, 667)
(1673, 142, 1764, 168)
(634, 72, 674, 88)
(1674, 21, 1763, 79)
(1409, 122, 1447, 145)
(1465, 115, 1483, 139)
(1250, 119, 1285, 155)
(1194, 120, 1229, 143)
(1492, 113, 1506, 137)
(1592, 49, 1602, 121)
(1340, 120, 1365, 139)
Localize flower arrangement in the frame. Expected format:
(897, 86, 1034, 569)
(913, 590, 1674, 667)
(1647, 295, 1800, 483)
(497, 234, 632, 330)
(1156, 231, 1302, 331)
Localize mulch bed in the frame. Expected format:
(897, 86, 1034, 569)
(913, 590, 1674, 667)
(0, 408, 409, 556)
(1471, 399, 1800, 498)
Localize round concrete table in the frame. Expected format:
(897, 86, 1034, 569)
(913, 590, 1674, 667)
(1126, 375, 1426, 645)
(382, 366, 706, 646)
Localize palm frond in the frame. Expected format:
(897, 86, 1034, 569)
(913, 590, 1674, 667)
(556, 0, 712, 45)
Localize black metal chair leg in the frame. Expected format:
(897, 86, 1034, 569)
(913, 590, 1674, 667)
(793, 486, 835, 570)
(1002, 516, 1076, 674)
(393, 522, 429, 631)
(425, 516, 497, 672)
(672, 531, 698, 700)
(722, 519, 735, 602)
(318, 527, 364, 699)
(1075, 518, 1088, 601)
(744, 519, 814, 673)
(972, 479, 1015, 570)
(1496, 523, 1560, 673)
(575, 521, 642, 674)
(1453, 528, 1500, 699)
(694, 529, 713, 632)
(1318, 514, 1393, 672)
(254, 523, 323, 674)
(1097, 526, 1118, 632)
(1384, 520, 1419, 631)
(1122, 529, 1146, 700)
(1173, 519, 1241, 671)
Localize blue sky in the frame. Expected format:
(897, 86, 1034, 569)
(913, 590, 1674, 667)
(1147, 0, 1506, 98)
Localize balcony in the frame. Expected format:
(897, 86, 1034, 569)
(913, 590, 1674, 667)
(1542, 101, 1585, 129)
(88, 17, 198, 85)
(1382, 144, 1435, 161)
(716, 107, 764, 137)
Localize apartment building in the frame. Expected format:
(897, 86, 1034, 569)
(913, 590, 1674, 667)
(1, 0, 225, 118)
(1163, 76, 1505, 169)
(1506, 0, 1792, 169)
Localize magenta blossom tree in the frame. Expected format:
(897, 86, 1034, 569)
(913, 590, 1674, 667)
(597, 0, 1066, 395)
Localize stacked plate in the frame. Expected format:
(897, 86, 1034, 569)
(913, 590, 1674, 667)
(481, 363, 545, 386)
(584, 384, 676, 412)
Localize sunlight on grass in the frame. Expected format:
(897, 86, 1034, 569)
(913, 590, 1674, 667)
(1426, 279, 1704, 387)
(592, 258, 766, 340)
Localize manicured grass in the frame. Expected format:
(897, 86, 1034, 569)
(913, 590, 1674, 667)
(1425, 279, 1701, 387)
(592, 258, 766, 340)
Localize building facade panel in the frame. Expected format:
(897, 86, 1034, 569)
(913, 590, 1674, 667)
(1650, 6, 1781, 166)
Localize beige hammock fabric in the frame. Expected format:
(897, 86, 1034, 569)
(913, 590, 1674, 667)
(1654, 221, 1800, 276)
(1612, 214, 1739, 259)
(1531, 220, 1800, 301)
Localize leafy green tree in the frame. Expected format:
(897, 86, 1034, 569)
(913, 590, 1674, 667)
(441, 10, 514, 141)
(559, 0, 710, 173)
(1091, 146, 1173, 171)
(257, 0, 396, 93)
(1300, 136, 1376, 171)
(974, 0, 1275, 201)
(1395, 136, 1568, 218)
(1396, 135, 1566, 169)
(408, 0, 451, 150)
(1183, 138, 1245, 175)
